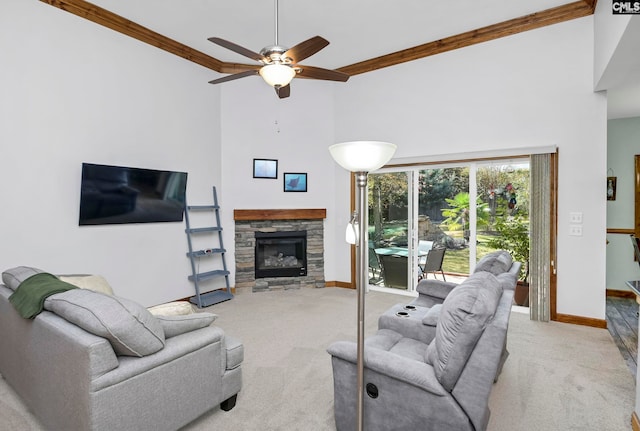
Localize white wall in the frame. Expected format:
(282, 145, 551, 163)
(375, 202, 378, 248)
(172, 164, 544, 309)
(218, 77, 340, 285)
(594, 0, 633, 90)
(333, 17, 608, 320)
(1, 0, 221, 306)
(607, 117, 640, 290)
(1, 3, 612, 321)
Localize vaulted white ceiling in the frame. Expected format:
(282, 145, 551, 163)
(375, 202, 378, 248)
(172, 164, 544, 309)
(89, 0, 571, 70)
(67, 1, 639, 119)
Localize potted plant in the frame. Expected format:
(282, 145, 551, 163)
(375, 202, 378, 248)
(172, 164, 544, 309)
(487, 216, 530, 306)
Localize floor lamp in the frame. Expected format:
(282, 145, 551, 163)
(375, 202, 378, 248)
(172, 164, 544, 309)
(329, 141, 397, 431)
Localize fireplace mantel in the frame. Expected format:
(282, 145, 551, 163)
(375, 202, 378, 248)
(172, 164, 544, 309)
(233, 209, 326, 221)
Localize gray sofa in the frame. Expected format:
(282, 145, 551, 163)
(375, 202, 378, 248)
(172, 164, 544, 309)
(412, 250, 521, 309)
(0, 266, 243, 431)
(378, 250, 521, 344)
(327, 251, 519, 431)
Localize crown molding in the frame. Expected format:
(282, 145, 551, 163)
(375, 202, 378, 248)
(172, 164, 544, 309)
(40, 0, 224, 72)
(41, 0, 597, 77)
(337, 1, 597, 76)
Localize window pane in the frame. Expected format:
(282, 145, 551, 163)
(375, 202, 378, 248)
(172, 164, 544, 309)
(476, 161, 530, 282)
(418, 167, 469, 275)
(368, 172, 410, 290)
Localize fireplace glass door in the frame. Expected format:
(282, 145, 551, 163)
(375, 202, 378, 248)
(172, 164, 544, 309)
(255, 231, 307, 278)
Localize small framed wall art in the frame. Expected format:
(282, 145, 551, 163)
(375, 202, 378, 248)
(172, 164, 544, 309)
(607, 176, 617, 201)
(283, 173, 307, 192)
(253, 159, 278, 179)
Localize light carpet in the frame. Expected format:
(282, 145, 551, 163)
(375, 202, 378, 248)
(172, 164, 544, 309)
(0, 287, 635, 430)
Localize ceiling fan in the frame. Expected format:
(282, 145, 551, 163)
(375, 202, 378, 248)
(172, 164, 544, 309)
(207, 0, 349, 99)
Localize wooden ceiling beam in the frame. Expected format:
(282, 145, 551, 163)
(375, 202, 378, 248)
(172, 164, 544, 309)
(40, 0, 224, 72)
(337, 1, 597, 76)
(40, 0, 597, 79)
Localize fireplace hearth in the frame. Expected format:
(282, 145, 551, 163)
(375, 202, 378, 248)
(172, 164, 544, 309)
(255, 231, 307, 278)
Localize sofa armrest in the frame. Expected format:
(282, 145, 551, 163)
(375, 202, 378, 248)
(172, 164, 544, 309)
(224, 334, 244, 370)
(0, 286, 120, 430)
(327, 341, 447, 396)
(416, 279, 459, 299)
(92, 325, 227, 391)
(506, 261, 522, 287)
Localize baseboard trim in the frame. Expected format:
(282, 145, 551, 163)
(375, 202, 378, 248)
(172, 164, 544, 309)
(327, 280, 355, 289)
(607, 289, 637, 299)
(632, 411, 640, 431)
(555, 313, 607, 329)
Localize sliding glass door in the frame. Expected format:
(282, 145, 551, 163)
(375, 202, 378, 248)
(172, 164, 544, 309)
(368, 171, 414, 292)
(419, 166, 470, 276)
(368, 158, 530, 296)
(475, 162, 530, 277)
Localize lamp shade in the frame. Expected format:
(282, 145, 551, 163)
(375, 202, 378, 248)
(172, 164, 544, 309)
(329, 141, 397, 172)
(259, 63, 296, 87)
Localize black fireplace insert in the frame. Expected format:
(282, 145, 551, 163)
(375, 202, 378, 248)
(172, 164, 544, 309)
(255, 230, 307, 278)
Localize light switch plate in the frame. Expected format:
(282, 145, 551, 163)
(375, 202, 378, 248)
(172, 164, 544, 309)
(569, 212, 583, 223)
(569, 224, 583, 236)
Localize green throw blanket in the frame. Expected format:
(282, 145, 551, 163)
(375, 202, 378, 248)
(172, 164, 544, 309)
(9, 273, 77, 319)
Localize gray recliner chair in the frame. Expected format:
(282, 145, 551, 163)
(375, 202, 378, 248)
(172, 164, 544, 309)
(328, 270, 513, 431)
(414, 250, 521, 309)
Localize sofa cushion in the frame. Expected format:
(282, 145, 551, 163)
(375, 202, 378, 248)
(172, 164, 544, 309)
(44, 289, 165, 357)
(425, 271, 502, 392)
(2, 266, 45, 291)
(474, 250, 513, 275)
(147, 301, 194, 316)
(58, 274, 114, 295)
(156, 313, 217, 338)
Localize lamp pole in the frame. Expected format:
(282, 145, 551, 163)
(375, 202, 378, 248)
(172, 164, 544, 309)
(354, 171, 368, 431)
(328, 141, 397, 431)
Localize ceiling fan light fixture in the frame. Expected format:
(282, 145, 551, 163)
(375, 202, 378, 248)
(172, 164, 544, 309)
(259, 63, 296, 88)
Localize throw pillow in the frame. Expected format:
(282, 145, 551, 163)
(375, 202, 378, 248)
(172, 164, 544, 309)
(156, 313, 217, 338)
(44, 289, 165, 357)
(147, 301, 194, 316)
(2, 266, 45, 291)
(58, 274, 114, 295)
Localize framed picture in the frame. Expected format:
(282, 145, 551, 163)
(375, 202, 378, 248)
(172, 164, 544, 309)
(253, 159, 278, 179)
(607, 176, 617, 201)
(284, 172, 307, 192)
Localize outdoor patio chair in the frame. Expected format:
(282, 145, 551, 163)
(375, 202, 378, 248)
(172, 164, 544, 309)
(368, 241, 383, 283)
(419, 246, 447, 281)
(379, 254, 408, 289)
(417, 240, 434, 269)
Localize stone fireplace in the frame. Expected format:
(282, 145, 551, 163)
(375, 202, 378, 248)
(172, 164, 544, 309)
(234, 209, 326, 292)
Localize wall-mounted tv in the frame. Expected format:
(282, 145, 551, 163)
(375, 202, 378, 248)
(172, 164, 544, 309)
(79, 163, 188, 226)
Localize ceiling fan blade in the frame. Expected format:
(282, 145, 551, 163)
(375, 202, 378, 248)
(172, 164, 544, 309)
(295, 65, 350, 82)
(275, 84, 291, 99)
(208, 37, 265, 62)
(284, 36, 329, 63)
(208, 69, 259, 85)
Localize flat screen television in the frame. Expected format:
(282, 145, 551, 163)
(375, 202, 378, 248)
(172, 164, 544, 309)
(79, 163, 188, 226)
